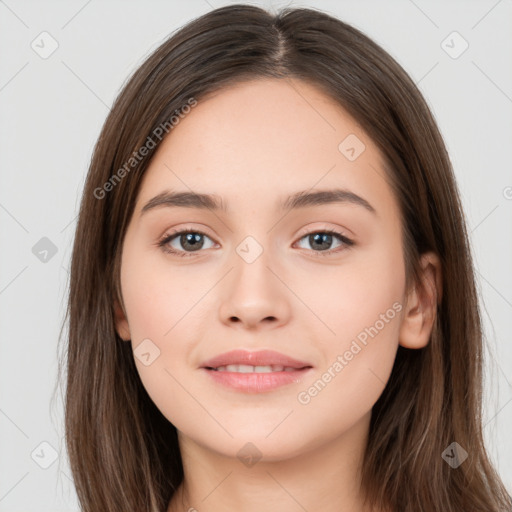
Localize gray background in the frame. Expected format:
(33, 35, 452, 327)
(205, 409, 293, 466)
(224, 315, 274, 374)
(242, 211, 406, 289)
(1, 0, 511, 509)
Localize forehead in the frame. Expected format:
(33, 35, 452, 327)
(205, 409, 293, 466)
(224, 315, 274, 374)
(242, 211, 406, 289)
(135, 78, 398, 222)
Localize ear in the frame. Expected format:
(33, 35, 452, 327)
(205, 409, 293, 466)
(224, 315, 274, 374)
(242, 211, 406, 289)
(114, 298, 131, 341)
(399, 251, 442, 349)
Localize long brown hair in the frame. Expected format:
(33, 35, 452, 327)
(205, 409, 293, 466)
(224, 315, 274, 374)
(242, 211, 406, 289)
(58, 4, 512, 511)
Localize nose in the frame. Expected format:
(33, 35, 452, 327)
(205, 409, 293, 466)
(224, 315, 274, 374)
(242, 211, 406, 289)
(218, 247, 291, 331)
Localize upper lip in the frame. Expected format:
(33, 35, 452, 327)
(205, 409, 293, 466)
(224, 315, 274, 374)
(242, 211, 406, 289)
(200, 349, 312, 369)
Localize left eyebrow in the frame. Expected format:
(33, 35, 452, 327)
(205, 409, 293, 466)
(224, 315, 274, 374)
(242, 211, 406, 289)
(140, 188, 377, 216)
(281, 188, 376, 215)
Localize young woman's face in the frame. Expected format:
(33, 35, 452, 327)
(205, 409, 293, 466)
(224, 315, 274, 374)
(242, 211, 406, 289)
(117, 78, 408, 460)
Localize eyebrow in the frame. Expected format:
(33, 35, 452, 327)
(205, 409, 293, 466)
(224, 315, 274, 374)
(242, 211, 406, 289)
(140, 188, 376, 216)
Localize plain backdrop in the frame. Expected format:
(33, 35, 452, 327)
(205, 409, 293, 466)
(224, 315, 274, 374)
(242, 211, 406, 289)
(0, 0, 511, 509)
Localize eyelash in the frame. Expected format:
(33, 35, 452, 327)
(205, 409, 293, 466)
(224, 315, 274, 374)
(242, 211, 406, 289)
(157, 227, 354, 258)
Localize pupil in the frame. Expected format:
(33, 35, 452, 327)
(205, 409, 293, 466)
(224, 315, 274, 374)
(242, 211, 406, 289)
(311, 233, 331, 251)
(181, 233, 203, 251)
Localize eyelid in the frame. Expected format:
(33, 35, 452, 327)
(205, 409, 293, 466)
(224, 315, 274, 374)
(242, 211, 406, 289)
(158, 224, 211, 238)
(294, 223, 352, 240)
(157, 223, 216, 243)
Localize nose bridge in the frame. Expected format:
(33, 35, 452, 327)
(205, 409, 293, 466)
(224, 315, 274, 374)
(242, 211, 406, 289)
(228, 201, 277, 268)
(231, 231, 276, 291)
(218, 229, 291, 328)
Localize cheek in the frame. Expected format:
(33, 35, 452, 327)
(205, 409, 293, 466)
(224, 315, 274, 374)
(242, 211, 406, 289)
(120, 246, 200, 342)
(296, 242, 404, 415)
(298, 239, 405, 351)
(294, 240, 405, 408)
(120, 246, 213, 426)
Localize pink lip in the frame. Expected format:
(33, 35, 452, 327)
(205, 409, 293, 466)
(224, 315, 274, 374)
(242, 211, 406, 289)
(200, 349, 312, 370)
(202, 367, 313, 393)
(199, 349, 313, 393)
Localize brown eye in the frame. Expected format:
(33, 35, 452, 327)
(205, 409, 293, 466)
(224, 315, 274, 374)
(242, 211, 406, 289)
(158, 230, 216, 257)
(295, 230, 354, 256)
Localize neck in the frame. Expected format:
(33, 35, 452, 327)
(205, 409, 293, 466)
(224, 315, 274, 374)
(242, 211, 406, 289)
(168, 411, 376, 512)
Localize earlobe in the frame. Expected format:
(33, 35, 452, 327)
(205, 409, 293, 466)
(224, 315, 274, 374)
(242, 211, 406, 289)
(114, 299, 131, 341)
(399, 251, 442, 349)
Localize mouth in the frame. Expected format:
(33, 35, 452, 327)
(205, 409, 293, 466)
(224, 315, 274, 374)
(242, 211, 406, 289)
(199, 350, 313, 393)
(200, 349, 312, 371)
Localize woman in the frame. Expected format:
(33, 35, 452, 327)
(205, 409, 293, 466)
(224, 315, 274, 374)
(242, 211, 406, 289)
(61, 4, 512, 511)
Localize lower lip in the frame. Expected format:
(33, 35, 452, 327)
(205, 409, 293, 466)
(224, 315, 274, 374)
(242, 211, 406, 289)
(201, 367, 312, 393)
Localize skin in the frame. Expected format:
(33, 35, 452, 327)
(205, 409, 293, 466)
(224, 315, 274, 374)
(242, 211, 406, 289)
(114, 78, 441, 512)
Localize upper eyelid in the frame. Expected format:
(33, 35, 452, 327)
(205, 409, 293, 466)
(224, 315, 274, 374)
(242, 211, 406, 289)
(161, 227, 216, 244)
(295, 224, 351, 239)
(161, 225, 351, 239)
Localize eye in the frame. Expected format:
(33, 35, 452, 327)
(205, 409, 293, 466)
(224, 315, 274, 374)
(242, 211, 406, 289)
(157, 229, 216, 257)
(294, 229, 354, 256)
(157, 228, 354, 258)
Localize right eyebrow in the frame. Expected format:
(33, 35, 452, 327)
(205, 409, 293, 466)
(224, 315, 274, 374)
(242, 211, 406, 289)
(141, 190, 227, 215)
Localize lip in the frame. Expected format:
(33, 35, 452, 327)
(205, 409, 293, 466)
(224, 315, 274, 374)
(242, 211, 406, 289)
(202, 367, 313, 393)
(199, 349, 313, 393)
(200, 349, 312, 370)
